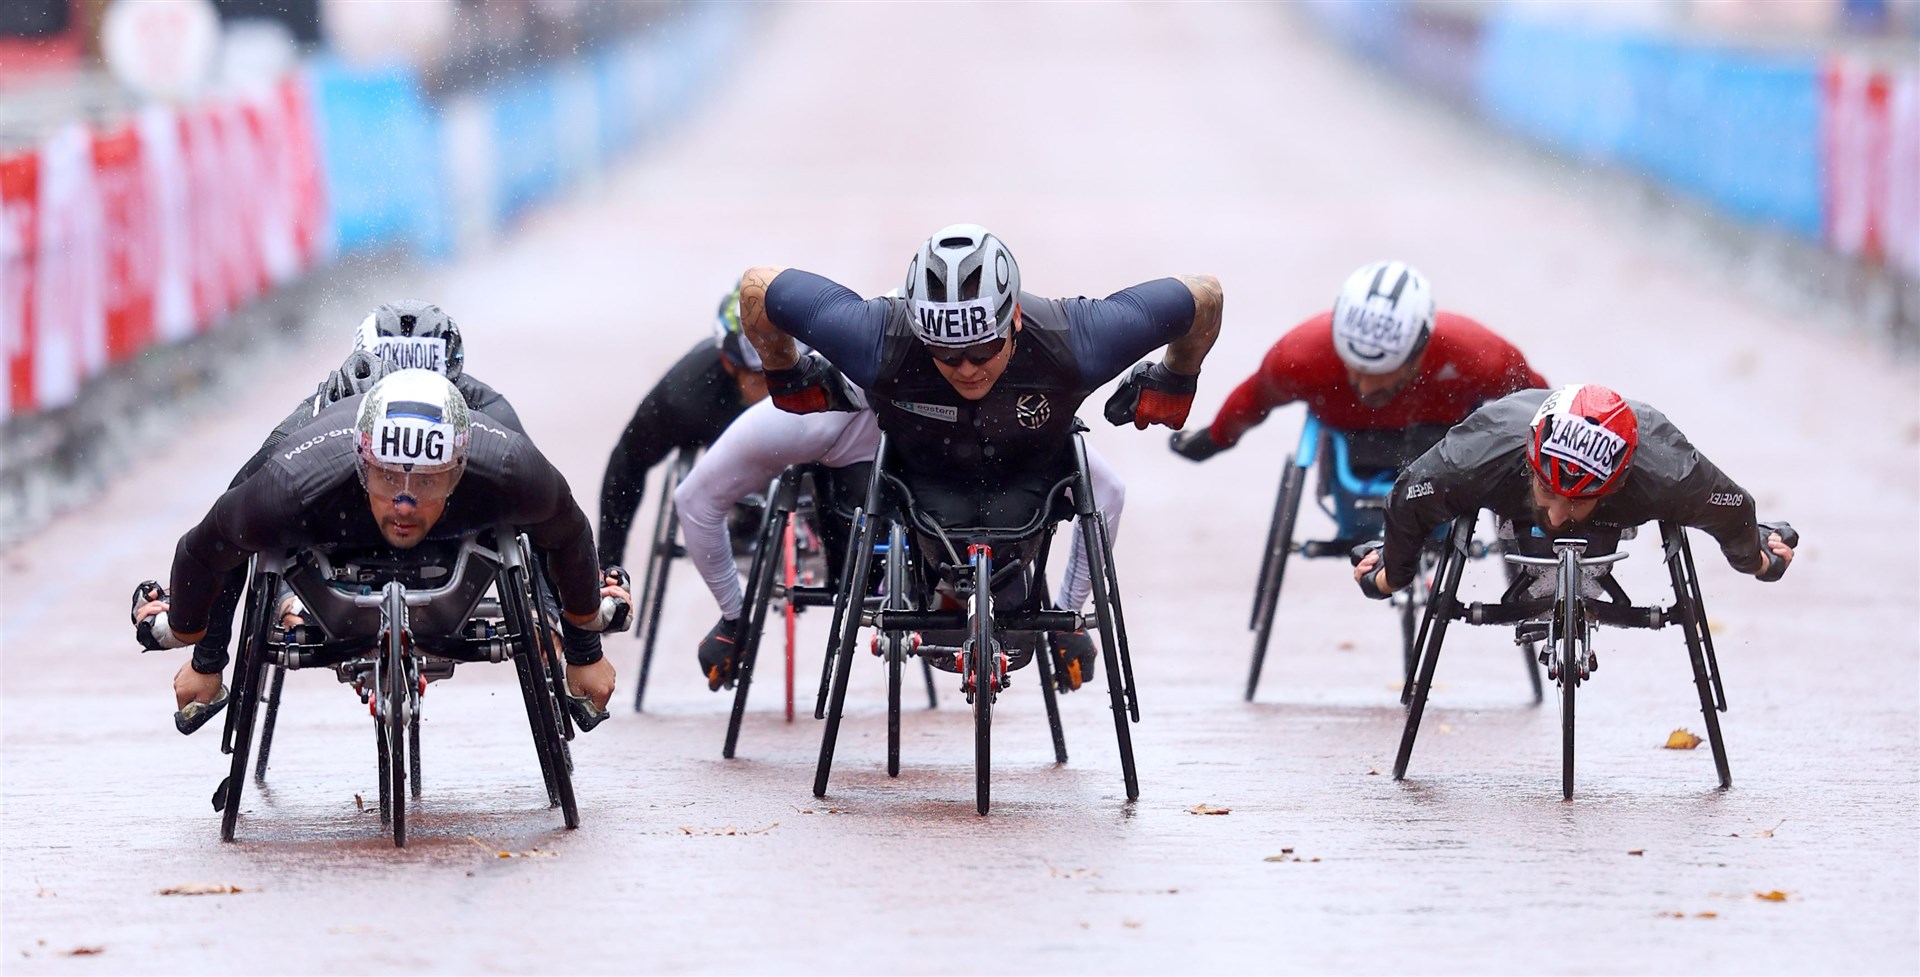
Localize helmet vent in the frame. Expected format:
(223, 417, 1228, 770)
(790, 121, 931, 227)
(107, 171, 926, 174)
(939, 236, 973, 248)
(959, 266, 982, 301)
(925, 273, 946, 303)
(399, 314, 416, 334)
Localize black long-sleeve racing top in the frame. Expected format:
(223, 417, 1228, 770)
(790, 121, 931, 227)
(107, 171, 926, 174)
(235, 373, 523, 486)
(596, 341, 747, 567)
(168, 394, 606, 661)
(1379, 388, 1766, 590)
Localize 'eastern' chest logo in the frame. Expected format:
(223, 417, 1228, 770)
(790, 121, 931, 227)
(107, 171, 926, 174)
(1015, 394, 1051, 430)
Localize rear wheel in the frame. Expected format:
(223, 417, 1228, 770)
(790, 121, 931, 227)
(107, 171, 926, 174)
(383, 585, 410, 847)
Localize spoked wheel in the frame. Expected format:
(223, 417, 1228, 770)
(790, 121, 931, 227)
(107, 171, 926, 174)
(382, 583, 411, 847)
(632, 450, 693, 712)
(1247, 457, 1307, 701)
(1555, 551, 1581, 802)
(252, 665, 286, 785)
(968, 545, 997, 816)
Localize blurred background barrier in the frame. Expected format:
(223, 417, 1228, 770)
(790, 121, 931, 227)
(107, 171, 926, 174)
(0, 0, 744, 541)
(1299, 0, 1917, 337)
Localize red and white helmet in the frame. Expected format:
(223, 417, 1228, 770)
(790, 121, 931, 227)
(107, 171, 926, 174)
(1528, 384, 1638, 498)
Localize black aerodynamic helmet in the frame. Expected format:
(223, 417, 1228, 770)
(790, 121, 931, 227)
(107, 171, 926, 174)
(353, 299, 465, 380)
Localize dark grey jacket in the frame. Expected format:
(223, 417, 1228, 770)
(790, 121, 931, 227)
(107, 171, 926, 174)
(1380, 388, 1765, 590)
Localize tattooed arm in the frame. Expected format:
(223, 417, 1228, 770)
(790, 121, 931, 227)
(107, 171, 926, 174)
(737, 265, 796, 371)
(1163, 273, 1223, 376)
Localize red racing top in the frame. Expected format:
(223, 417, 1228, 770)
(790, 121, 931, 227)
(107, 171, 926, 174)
(1206, 311, 1546, 445)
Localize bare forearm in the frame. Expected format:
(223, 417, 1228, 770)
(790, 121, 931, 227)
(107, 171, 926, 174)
(738, 265, 798, 370)
(1163, 273, 1222, 375)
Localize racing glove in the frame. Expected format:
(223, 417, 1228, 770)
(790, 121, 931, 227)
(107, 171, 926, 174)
(1104, 362, 1197, 430)
(1169, 427, 1227, 462)
(1349, 541, 1393, 600)
(698, 617, 739, 691)
(131, 580, 190, 651)
(1754, 522, 1799, 582)
(765, 352, 861, 415)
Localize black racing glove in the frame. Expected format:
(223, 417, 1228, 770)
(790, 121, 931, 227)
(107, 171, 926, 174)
(1169, 427, 1227, 462)
(131, 580, 185, 650)
(317, 349, 391, 405)
(698, 617, 739, 691)
(765, 352, 860, 415)
(1755, 522, 1798, 582)
(1104, 362, 1198, 430)
(1350, 541, 1393, 600)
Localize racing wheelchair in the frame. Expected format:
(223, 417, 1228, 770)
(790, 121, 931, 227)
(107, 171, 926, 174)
(718, 462, 940, 759)
(1390, 515, 1797, 799)
(1245, 413, 1541, 704)
(213, 526, 590, 846)
(813, 427, 1140, 815)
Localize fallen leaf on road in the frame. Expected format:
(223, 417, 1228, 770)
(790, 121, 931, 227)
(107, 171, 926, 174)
(1436, 724, 1454, 734)
(354, 794, 365, 812)
(1122, 919, 1143, 929)
(1367, 769, 1379, 776)
(1664, 729, 1703, 750)
(1755, 890, 1789, 902)
(157, 884, 244, 896)
(1696, 911, 1718, 919)
(1628, 850, 1645, 856)
(1336, 641, 1355, 651)
(1708, 620, 1726, 634)
(678, 823, 779, 836)
(1188, 804, 1230, 815)
(1756, 819, 1785, 838)
(63, 947, 104, 956)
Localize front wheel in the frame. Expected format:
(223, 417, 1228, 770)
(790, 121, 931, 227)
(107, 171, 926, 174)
(383, 616, 410, 847)
(970, 548, 995, 816)
(1557, 555, 1581, 802)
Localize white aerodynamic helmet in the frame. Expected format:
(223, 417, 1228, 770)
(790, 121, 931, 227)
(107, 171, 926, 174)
(354, 369, 471, 504)
(902, 223, 1021, 348)
(1330, 260, 1435, 375)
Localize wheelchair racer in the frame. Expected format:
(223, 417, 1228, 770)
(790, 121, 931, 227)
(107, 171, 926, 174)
(131, 370, 631, 725)
(1170, 261, 1544, 541)
(674, 387, 1128, 694)
(1353, 384, 1797, 611)
(597, 287, 770, 569)
(733, 223, 1222, 688)
(176, 301, 527, 732)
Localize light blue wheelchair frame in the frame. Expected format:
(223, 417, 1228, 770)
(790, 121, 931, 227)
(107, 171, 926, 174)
(1244, 414, 1542, 704)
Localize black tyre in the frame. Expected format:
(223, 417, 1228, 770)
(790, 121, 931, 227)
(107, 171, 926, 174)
(971, 547, 995, 816)
(724, 498, 786, 759)
(384, 585, 409, 847)
(219, 568, 275, 842)
(1558, 553, 1580, 802)
(632, 452, 691, 712)
(814, 509, 877, 797)
(506, 558, 578, 829)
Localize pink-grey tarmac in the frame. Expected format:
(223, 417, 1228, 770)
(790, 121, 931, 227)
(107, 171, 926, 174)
(4, 5, 1916, 974)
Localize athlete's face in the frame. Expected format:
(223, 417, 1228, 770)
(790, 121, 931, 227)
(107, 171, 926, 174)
(367, 485, 449, 548)
(1529, 474, 1601, 535)
(931, 314, 1021, 401)
(1346, 357, 1422, 408)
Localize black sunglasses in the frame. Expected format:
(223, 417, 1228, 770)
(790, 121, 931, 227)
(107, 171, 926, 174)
(928, 334, 1009, 367)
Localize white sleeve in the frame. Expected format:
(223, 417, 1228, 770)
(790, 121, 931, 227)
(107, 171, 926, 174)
(673, 400, 867, 619)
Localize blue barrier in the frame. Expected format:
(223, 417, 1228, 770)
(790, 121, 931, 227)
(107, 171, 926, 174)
(308, 5, 743, 264)
(1478, 18, 1824, 238)
(305, 60, 447, 256)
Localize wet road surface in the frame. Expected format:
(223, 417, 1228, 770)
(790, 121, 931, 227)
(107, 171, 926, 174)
(4, 5, 1917, 974)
